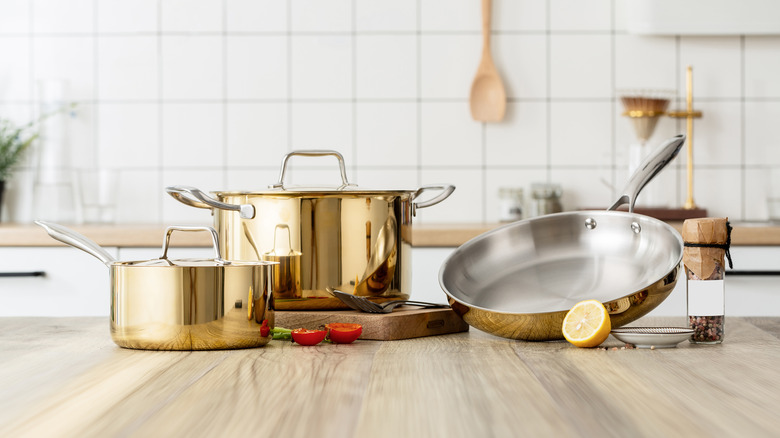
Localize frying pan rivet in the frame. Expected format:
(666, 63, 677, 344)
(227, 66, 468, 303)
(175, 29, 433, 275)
(584, 217, 597, 230)
(631, 222, 642, 234)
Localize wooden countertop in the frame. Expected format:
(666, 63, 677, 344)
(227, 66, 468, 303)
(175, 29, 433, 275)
(2, 221, 780, 247)
(1, 317, 779, 437)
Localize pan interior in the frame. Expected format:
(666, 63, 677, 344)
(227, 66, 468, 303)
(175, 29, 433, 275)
(440, 212, 682, 314)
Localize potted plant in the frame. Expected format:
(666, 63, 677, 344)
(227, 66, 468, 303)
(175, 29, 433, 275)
(0, 118, 38, 220)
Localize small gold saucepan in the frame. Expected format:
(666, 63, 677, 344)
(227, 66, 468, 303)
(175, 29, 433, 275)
(35, 221, 275, 350)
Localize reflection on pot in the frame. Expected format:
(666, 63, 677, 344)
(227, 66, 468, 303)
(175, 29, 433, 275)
(263, 225, 302, 300)
(354, 215, 397, 296)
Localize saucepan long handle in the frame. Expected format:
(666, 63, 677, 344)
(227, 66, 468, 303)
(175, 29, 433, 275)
(34, 221, 117, 266)
(609, 134, 685, 213)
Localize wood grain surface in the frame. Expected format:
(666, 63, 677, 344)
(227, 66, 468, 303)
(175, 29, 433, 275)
(1, 317, 779, 437)
(275, 307, 470, 340)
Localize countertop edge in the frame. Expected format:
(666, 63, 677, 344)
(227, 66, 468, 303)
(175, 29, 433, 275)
(2, 221, 779, 248)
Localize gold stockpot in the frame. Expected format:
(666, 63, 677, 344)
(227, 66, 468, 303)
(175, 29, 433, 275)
(167, 150, 455, 310)
(35, 222, 274, 350)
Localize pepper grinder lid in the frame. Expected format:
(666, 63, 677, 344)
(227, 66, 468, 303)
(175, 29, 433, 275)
(682, 217, 732, 280)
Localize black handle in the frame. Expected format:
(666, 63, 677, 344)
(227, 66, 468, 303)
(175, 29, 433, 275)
(727, 270, 780, 276)
(0, 271, 46, 278)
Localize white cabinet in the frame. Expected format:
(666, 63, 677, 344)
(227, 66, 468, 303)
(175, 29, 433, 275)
(0, 247, 117, 316)
(0, 246, 214, 317)
(410, 247, 455, 304)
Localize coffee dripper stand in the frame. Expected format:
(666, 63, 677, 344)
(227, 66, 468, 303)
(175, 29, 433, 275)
(619, 89, 673, 208)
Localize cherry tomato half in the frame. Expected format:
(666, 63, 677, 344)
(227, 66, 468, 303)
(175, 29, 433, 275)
(291, 328, 327, 346)
(325, 323, 362, 344)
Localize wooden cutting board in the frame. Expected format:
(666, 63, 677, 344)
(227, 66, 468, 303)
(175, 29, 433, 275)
(274, 307, 469, 341)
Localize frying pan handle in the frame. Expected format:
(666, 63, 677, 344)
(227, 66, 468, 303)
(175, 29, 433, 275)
(165, 186, 255, 220)
(413, 185, 456, 211)
(269, 150, 358, 190)
(161, 226, 224, 263)
(609, 134, 685, 213)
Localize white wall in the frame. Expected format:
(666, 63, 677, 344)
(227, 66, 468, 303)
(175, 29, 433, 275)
(2, 0, 780, 225)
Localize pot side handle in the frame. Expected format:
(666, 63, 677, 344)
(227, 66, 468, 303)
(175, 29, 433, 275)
(413, 185, 456, 211)
(165, 186, 255, 220)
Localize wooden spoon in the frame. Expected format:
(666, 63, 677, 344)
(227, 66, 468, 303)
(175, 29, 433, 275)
(469, 0, 506, 122)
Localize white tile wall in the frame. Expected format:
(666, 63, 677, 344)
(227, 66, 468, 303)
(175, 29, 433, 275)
(2, 0, 780, 225)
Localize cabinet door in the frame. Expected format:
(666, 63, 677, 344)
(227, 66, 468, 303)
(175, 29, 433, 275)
(411, 248, 456, 304)
(0, 247, 118, 317)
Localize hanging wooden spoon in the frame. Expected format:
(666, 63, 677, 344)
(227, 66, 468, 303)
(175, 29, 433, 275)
(469, 0, 506, 122)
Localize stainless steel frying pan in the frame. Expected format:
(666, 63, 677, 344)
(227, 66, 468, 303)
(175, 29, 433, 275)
(439, 135, 686, 341)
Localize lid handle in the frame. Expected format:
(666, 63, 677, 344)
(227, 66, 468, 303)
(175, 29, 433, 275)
(160, 226, 226, 264)
(270, 150, 358, 190)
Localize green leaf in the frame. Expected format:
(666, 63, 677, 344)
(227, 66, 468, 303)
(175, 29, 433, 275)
(0, 119, 38, 181)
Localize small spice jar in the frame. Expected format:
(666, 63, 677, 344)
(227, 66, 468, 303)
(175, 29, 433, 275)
(530, 183, 562, 217)
(498, 187, 524, 222)
(682, 218, 733, 344)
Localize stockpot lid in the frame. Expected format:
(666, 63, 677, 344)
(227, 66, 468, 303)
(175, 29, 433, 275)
(166, 150, 455, 220)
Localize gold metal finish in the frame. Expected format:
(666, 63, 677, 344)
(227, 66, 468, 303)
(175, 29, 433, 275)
(354, 215, 397, 296)
(622, 110, 666, 118)
(667, 66, 703, 210)
(166, 151, 455, 310)
(214, 191, 414, 309)
(35, 221, 275, 350)
(111, 262, 273, 350)
(447, 265, 680, 341)
(263, 225, 302, 299)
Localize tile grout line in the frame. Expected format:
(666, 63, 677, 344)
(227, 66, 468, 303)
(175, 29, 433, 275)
(740, 35, 747, 219)
(352, 0, 357, 177)
(222, 0, 228, 187)
(416, 0, 423, 190)
(675, 35, 682, 208)
(481, 123, 487, 222)
(157, 0, 164, 222)
(287, 1, 293, 154)
(609, 0, 616, 198)
(545, 0, 552, 182)
(93, 0, 99, 176)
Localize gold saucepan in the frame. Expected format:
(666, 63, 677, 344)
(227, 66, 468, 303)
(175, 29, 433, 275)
(36, 222, 275, 350)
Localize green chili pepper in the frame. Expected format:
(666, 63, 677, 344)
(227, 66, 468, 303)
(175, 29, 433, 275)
(271, 327, 293, 340)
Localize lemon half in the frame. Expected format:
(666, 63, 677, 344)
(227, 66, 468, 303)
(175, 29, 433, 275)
(562, 299, 611, 348)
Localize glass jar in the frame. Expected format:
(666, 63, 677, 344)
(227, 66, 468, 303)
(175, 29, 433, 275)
(498, 187, 524, 222)
(683, 218, 732, 344)
(530, 183, 562, 217)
